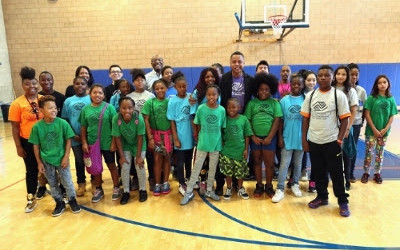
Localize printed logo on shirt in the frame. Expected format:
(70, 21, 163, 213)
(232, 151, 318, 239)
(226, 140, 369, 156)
(232, 81, 244, 94)
(135, 99, 146, 112)
(378, 101, 389, 110)
(181, 105, 190, 115)
(288, 105, 301, 114)
(205, 114, 218, 124)
(227, 124, 240, 135)
(45, 131, 58, 149)
(256, 104, 271, 114)
(312, 101, 327, 111)
(72, 102, 87, 117)
(121, 127, 135, 141)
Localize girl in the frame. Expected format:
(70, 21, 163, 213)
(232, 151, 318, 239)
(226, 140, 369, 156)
(61, 76, 91, 197)
(180, 84, 226, 205)
(220, 98, 253, 200)
(65, 65, 94, 98)
(167, 72, 195, 196)
(332, 65, 359, 190)
(347, 63, 368, 183)
(110, 79, 132, 112)
(79, 84, 119, 203)
(142, 79, 172, 196)
(161, 66, 177, 98)
(191, 67, 220, 106)
(301, 70, 317, 192)
(361, 75, 397, 184)
(272, 74, 305, 203)
(9, 66, 44, 213)
(112, 97, 147, 204)
(244, 73, 283, 198)
(127, 69, 156, 191)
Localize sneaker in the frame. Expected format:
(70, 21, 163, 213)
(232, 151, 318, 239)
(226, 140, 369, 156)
(69, 198, 81, 213)
(308, 181, 316, 193)
(291, 184, 302, 197)
(153, 184, 161, 196)
(350, 176, 357, 183)
(149, 179, 155, 192)
(91, 188, 104, 203)
(112, 187, 121, 201)
(345, 182, 351, 191)
(361, 173, 369, 183)
(120, 192, 130, 205)
(161, 182, 171, 194)
(36, 186, 47, 200)
(238, 187, 249, 200)
(199, 181, 206, 196)
(265, 184, 275, 198)
(130, 177, 139, 191)
(300, 169, 308, 182)
(205, 190, 220, 201)
(253, 184, 264, 197)
(286, 178, 293, 188)
(139, 190, 148, 202)
(223, 187, 232, 200)
(178, 184, 187, 196)
(180, 191, 194, 205)
(25, 194, 37, 213)
(76, 183, 86, 197)
(339, 203, 350, 217)
(308, 198, 328, 209)
(272, 189, 284, 203)
(52, 201, 66, 217)
(373, 173, 383, 184)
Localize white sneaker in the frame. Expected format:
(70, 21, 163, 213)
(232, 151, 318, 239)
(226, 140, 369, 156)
(223, 187, 232, 200)
(178, 184, 187, 196)
(291, 184, 302, 197)
(272, 189, 284, 203)
(237, 187, 249, 200)
(300, 169, 308, 182)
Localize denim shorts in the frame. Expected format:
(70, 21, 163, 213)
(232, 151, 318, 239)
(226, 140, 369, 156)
(250, 135, 277, 151)
(101, 150, 116, 164)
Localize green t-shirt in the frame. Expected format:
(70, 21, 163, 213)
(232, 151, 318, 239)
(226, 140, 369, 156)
(29, 117, 75, 166)
(111, 113, 146, 154)
(244, 98, 283, 136)
(78, 102, 117, 150)
(194, 104, 226, 152)
(221, 115, 253, 160)
(141, 98, 170, 131)
(364, 95, 398, 137)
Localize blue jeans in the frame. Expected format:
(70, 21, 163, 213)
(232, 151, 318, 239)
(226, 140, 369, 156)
(43, 162, 76, 202)
(72, 145, 86, 184)
(277, 148, 304, 190)
(350, 124, 362, 178)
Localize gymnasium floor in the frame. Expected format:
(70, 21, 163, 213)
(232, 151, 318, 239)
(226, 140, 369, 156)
(0, 115, 399, 250)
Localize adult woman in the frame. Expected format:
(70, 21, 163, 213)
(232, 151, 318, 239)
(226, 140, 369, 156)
(9, 66, 44, 213)
(65, 65, 94, 98)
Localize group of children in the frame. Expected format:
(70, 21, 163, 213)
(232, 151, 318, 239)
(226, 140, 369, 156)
(10, 59, 397, 218)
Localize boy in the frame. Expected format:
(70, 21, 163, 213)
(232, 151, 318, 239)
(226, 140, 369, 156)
(29, 95, 81, 217)
(300, 65, 351, 217)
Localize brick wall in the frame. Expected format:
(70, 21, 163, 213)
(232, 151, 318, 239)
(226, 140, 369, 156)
(3, 0, 400, 96)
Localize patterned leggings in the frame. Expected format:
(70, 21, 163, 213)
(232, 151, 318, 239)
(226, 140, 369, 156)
(363, 136, 387, 174)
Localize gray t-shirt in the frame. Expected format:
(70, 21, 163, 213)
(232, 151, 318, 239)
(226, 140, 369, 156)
(127, 91, 155, 113)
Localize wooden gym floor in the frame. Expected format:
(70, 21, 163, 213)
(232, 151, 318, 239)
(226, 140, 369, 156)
(0, 115, 399, 250)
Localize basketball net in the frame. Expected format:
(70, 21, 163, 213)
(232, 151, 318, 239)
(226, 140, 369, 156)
(269, 15, 287, 37)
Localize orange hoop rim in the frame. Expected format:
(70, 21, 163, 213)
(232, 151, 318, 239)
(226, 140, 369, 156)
(268, 14, 287, 26)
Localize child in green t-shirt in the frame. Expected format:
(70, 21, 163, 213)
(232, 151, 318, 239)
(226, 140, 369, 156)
(220, 98, 253, 200)
(112, 97, 147, 204)
(29, 95, 80, 217)
(180, 84, 226, 205)
(244, 73, 283, 199)
(362, 75, 398, 184)
(142, 79, 172, 196)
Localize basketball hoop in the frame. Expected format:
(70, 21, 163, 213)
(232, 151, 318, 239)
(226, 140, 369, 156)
(268, 14, 287, 37)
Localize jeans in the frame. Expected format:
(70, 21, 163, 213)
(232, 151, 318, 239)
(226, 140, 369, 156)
(121, 151, 147, 192)
(20, 138, 38, 195)
(72, 145, 86, 184)
(277, 148, 304, 190)
(350, 124, 362, 178)
(187, 151, 219, 193)
(43, 162, 76, 202)
(175, 148, 194, 185)
(308, 140, 348, 205)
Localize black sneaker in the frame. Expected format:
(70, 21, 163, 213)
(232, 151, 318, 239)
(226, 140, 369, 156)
(120, 192, 130, 205)
(139, 190, 148, 202)
(253, 184, 264, 197)
(69, 198, 81, 213)
(36, 186, 47, 200)
(265, 184, 275, 198)
(52, 201, 66, 217)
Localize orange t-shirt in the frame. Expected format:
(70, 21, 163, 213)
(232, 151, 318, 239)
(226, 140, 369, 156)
(8, 95, 43, 139)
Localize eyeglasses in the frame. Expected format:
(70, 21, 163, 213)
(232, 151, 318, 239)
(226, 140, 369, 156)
(29, 101, 39, 120)
(111, 70, 122, 74)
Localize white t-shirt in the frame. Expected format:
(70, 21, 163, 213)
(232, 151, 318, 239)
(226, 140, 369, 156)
(353, 85, 368, 125)
(127, 91, 155, 113)
(301, 87, 350, 144)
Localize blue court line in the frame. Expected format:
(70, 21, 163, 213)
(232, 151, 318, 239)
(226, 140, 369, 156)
(81, 205, 391, 249)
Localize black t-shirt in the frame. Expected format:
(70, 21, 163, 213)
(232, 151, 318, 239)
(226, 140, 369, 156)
(39, 90, 66, 117)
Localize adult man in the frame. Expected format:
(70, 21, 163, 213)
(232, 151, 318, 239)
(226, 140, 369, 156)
(145, 55, 164, 91)
(38, 71, 66, 117)
(105, 64, 124, 102)
(278, 65, 292, 99)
